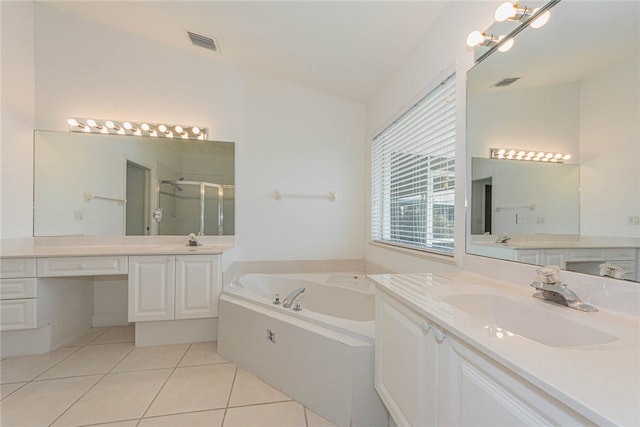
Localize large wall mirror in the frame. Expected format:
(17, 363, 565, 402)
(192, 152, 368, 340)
(34, 131, 235, 237)
(466, 1, 639, 282)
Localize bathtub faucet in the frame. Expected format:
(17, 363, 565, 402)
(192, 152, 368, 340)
(283, 287, 305, 308)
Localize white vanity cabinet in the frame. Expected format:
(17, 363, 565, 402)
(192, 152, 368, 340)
(128, 254, 220, 322)
(0, 258, 38, 331)
(375, 289, 444, 426)
(375, 288, 594, 427)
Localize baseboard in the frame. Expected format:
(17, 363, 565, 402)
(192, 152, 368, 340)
(92, 311, 128, 327)
(135, 317, 218, 347)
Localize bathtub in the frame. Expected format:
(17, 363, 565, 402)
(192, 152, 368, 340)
(222, 273, 375, 341)
(218, 273, 388, 427)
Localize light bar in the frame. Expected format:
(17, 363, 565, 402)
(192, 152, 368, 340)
(66, 118, 208, 140)
(490, 148, 571, 163)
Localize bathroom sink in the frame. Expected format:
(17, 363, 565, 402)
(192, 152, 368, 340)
(436, 293, 617, 347)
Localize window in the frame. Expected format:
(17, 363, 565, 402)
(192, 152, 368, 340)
(371, 73, 456, 255)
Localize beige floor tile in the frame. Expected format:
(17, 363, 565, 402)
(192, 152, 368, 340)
(37, 343, 134, 379)
(223, 401, 307, 427)
(0, 346, 79, 383)
(1, 382, 25, 400)
(112, 343, 190, 373)
(92, 325, 135, 344)
(229, 369, 291, 407)
(179, 341, 227, 366)
(90, 421, 139, 427)
(139, 409, 225, 427)
(0, 375, 101, 426)
(306, 407, 339, 427)
(63, 327, 110, 347)
(146, 364, 236, 417)
(52, 369, 172, 427)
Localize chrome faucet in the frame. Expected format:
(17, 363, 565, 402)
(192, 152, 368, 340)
(495, 233, 511, 244)
(186, 233, 201, 247)
(530, 266, 597, 312)
(283, 287, 305, 308)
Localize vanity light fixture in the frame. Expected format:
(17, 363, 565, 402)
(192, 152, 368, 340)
(494, 2, 551, 29)
(66, 118, 208, 140)
(490, 148, 571, 163)
(466, 31, 514, 53)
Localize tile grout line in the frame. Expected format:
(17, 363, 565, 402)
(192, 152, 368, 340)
(220, 366, 239, 427)
(137, 342, 193, 422)
(46, 329, 137, 426)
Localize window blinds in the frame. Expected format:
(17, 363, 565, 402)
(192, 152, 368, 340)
(371, 73, 456, 255)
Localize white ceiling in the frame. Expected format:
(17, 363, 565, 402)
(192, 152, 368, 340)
(41, 1, 450, 103)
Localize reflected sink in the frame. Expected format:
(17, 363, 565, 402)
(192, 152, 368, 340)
(437, 293, 617, 347)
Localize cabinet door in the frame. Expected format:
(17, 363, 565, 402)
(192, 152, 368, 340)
(375, 292, 439, 427)
(514, 250, 542, 266)
(128, 256, 175, 322)
(542, 250, 566, 268)
(441, 336, 594, 427)
(175, 255, 220, 319)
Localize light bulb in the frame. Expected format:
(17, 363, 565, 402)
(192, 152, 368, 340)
(498, 36, 514, 53)
(536, 152, 544, 158)
(105, 120, 115, 129)
(517, 151, 525, 156)
(174, 125, 183, 133)
(192, 126, 200, 135)
(495, 2, 516, 22)
(67, 118, 80, 127)
(158, 124, 167, 133)
(141, 123, 150, 132)
(563, 154, 572, 160)
(123, 122, 133, 130)
(554, 153, 563, 159)
(86, 119, 97, 127)
(527, 151, 535, 157)
(545, 153, 553, 158)
(508, 149, 516, 156)
(466, 30, 485, 47)
(498, 149, 506, 155)
(530, 9, 550, 29)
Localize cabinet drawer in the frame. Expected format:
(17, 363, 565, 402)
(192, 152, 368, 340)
(0, 258, 36, 279)
(37, 256, 128, 277)
(604, 249, 636, 261)
(565, 249, 606, 262)
(0, 299, 37, 331)
(0, 278, 37, 299)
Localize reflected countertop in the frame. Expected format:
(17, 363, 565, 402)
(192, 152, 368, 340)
(370, 272, 640, 427)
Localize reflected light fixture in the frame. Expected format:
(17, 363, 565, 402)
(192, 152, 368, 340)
(490, 148, 571, 163)
(495, 2, 551, 28)
(66, 118, 208, 140)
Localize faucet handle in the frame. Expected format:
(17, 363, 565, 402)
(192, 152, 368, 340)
(537, 265, 561, 284)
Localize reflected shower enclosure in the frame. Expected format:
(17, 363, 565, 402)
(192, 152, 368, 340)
(159, 179, 235, 236)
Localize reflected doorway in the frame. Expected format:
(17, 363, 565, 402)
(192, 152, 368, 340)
(126, 161, 150, 235)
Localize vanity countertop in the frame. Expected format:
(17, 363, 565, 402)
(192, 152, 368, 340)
(370, 272, 640, 426)
(469, 235, 640, 250)
(0, 241, 233, 258)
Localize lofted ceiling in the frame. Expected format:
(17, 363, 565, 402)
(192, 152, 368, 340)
(40, 1, 450, 104)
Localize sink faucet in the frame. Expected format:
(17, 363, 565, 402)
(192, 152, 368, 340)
(186, 233, 201, 247)
(530, 266, 597, 312)
(495, 233, 511, 244)
(283, 287, 305, 308)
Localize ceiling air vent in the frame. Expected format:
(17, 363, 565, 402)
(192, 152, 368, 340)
(187, 31, 220, 53)
(492, 77, 520, 88)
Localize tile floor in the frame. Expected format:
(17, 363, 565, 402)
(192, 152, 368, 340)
(0, 326, 337, 427)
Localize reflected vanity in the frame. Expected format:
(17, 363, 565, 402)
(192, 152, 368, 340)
(466, 0, 640, 282)
(34, 131, 235, 237)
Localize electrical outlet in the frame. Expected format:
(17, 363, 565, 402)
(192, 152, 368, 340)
(628, 216, 640, 225)
(536, 217, 545, 224)
(73, 210, 84, 221)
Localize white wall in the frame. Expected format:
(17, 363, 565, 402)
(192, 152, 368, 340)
(1, 3, 366, 263)
(0, 1, 35, 239)
(579, 54, 640, 237)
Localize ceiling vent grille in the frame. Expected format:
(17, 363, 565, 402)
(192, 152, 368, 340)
(187, 31, 220, 53)
(492, 77, 520, 87)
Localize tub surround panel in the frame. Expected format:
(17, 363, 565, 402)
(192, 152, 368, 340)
(218, 296, 387, 427)
(371, 272, 640, 426)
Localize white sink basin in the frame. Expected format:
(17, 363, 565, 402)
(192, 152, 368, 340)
(437, 293, 617, 347)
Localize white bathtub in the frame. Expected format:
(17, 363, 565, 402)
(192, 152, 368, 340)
(222, 273, 375, 341)
(218, 273, 388, 427)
